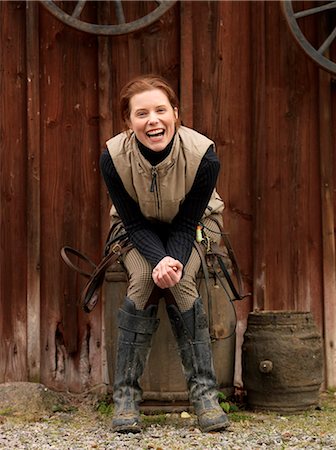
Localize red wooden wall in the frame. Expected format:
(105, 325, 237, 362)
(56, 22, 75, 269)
(1, 0, 335, 391)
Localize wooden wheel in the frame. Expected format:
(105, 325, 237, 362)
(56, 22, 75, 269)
(281, 0, 336, 74)
(39, 0, 177, 36)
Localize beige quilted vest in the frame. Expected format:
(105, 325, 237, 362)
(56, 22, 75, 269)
(106, 126, 224, 225)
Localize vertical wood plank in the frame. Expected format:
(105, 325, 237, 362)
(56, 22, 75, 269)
(319, 69, 336, 387)
(180, 1, 193, 127)
(252, 1, 323, 323)
(251, 1, 266, 311)
(0, 0, 28, 382)
(39, 3, 102, 392)
(26, 0, 41, 383)
(97, 2, 115, 387)
(97, 3, 115, 241)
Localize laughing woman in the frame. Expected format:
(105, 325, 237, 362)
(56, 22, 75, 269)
(100, 75, 228, 433)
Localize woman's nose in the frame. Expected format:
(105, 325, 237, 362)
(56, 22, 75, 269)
(148, 112, 159, 123)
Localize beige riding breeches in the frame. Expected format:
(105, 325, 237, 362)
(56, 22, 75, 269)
(112, 215, 223, 312)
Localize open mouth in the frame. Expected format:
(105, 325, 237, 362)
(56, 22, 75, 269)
(146, 129, 165, 138)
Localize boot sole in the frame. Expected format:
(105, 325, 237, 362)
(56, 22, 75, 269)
(200, 420, 230, 433)
(112, 424, 141, 434)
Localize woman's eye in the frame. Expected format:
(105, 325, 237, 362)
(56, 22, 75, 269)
(137, 111, 147, 117)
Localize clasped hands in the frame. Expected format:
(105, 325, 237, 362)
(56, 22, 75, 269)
(152, 256, 183, 289)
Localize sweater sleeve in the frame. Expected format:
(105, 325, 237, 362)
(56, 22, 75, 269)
(165, 146, 220, 266)
(100, 150, 168, 267)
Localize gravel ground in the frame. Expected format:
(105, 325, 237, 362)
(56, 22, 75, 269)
(0, 389, 335, 449)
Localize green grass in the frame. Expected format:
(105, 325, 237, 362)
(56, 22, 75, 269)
(96, 400, 114, 416)
(142, 413, 167, 425)
(229, 412, 251, 422)
(0, 408, 13, 416)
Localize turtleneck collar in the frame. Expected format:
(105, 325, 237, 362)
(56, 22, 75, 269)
(136, 133, 175, 166)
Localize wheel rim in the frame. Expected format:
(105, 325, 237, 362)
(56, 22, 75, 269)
(39, 0, 177, 36)
(281, 0, 336, 74)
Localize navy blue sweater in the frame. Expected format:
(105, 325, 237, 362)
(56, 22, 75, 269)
(100, 138, 220, 268)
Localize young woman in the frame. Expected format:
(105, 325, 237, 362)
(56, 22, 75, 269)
(100, 75, 229, 433)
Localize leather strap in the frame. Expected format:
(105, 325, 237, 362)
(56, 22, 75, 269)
(61, 236, 133, 313)
(194, 241, 214, 336)
(194, 222, 251, 340)
(60, 246, 96, 279)
(204, 216, 249, 300)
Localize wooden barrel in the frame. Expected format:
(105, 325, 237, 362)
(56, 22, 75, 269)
(242, 311, 323, 413)
(104, 263, 236, 411)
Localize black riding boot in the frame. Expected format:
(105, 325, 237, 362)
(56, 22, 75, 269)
(167, 297, 229, 432)
(112, 297, 159, 433)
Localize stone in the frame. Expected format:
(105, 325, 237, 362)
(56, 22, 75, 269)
(0, 382, 68, 420)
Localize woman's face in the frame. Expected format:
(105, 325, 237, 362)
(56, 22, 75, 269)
(127, 88, 178, 152)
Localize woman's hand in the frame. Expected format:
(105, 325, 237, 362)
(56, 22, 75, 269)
(152, 256, 183, 289)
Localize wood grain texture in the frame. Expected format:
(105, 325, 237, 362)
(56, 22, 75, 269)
(39, 3, 102, 392)
(319, 69, 336, 387)
(0, 0, 28, 382)
(26, 0, 41, 383)
(0, 0, 335, 390)
(252, 1, 323, 323)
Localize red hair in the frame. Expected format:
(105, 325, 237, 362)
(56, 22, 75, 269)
(119, 74, 180, 130)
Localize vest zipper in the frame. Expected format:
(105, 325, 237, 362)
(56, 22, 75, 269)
(150, 167, 160, 211)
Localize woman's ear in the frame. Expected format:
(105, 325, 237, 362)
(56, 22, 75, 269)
(174, 107, 179, 120)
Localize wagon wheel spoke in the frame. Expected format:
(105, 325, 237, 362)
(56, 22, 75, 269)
(319, 25, 336, 54)
(293, 2, 336, 20)
(71, 1, 87, 19)
(39, 0, 176, 36)
(114, 0, 126, 24)
(281, 0, 336, 74)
